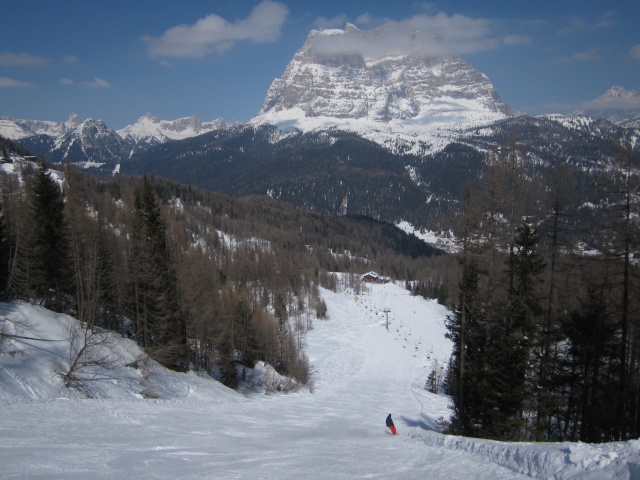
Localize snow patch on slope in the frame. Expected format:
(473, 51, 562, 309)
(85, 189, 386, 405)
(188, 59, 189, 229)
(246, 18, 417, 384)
(0, 301, 241, 403)
(396, 220, 460, 253)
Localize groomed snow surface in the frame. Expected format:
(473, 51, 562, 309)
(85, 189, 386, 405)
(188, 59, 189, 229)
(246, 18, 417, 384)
(1, 281, 639, 479)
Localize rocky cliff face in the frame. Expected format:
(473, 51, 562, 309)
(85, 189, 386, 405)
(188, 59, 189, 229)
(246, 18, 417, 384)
(253, 24, 510, 154)
(258, 24, 510, 124)
(47, 119, 133, 167)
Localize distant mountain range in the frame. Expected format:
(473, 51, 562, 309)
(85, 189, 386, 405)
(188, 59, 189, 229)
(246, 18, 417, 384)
(117, 113, 228, 147)
(0, 113, 227, 169)
(1, 24, 637, 167)
(1, 24, 639, 235)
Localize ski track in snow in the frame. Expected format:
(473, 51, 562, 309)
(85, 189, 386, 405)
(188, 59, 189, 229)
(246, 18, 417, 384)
(1, 282, 639, 479)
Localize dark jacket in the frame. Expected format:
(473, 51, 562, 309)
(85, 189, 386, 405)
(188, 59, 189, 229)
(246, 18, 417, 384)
(386, 414, 394, 427)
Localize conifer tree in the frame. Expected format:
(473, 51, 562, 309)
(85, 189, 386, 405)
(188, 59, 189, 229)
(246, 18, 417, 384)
(130, 177, 188, 370)
(29, 161, 71, 310)
(445, 259, 487, 437)
(445, 180, 489, 437)
(562, 289, 619, 442)
(0, 202, 10, 296)
(534, 160, 575, 441)
(486, 223, 545, 440)
(2, 171, 31, 301)
(1, 145, 9, 163)
(587, 140, 640, 440)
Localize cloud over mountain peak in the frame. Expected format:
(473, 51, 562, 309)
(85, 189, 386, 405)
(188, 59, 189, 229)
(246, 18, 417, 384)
(307, 13, 506, 60)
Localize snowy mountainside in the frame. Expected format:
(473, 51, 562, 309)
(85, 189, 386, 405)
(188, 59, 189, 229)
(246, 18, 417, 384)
(620, 115, 640, 130)
(1, 283, 638, 478)
(456, 113, 640, 168)
(396, 220, 460, 254)
(117, 113, 227, 147)
(252, 23, 510, 155)
(120, 112, 639, 238)
(17, 117, 134, 169)
(0, 113, 81, 140)
(575, 86, 640, 129)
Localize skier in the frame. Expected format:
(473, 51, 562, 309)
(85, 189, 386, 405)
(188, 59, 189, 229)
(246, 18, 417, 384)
(386, 414, 397, 435)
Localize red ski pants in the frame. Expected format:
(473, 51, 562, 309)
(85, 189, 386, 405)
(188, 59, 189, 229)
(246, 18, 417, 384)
(389, 426, 397, 435)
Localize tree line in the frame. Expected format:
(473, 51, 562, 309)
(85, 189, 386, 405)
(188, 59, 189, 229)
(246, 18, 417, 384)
(442, 138, 640, 443)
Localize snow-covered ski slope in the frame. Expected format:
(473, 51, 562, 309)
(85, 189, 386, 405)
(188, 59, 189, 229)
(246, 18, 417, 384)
(1, 282, 639, 479)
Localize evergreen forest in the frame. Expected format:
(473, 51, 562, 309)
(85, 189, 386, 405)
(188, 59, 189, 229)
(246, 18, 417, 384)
(442, 140, 640, 443)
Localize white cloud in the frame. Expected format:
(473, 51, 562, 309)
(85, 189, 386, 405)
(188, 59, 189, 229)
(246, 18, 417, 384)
(63, 55, 80, 64)
(309, 13, 504, 58)
(0, 77, 33, 88)
(0, 51, 48, 67)
(59, 78, 74, 85)
(143, 1, 289, 58)
(573, 49, 603, 62)
(630, 44, 640, 60)
(355, 13, 373, 25)
(552, 48, 604, 65)
(314, 15, 349, 30)
(503, 35, 531, 46)
(416, 3, 438, 13)
(542, 88, 640, 115)
(558, 12, 618, 35)
(82, 77, 111, 88)
(594, 11, 618, 29)
(578, 95, 640, 112)
(558, 17, 587, 35)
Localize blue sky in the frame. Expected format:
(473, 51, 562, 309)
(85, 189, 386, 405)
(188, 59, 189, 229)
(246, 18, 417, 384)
(1, 1, 639, 129)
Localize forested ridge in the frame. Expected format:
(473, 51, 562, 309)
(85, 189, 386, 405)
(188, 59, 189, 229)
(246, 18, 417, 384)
(0, 137, 446, 393)
(118, 118, 640, 234)
(121, 125, 430, 224)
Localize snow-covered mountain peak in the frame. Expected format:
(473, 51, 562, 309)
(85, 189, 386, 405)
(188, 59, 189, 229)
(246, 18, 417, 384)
(117, 114, 226, 146)
(139, 112, 161, 123)
(0, 113, 87, 141)
(603, 85, 639, 99)
(575, 86, 640, 128)
(344, 22, 360, 33)
(0, 112, 231, 166)
(252, 23, 510, 154)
